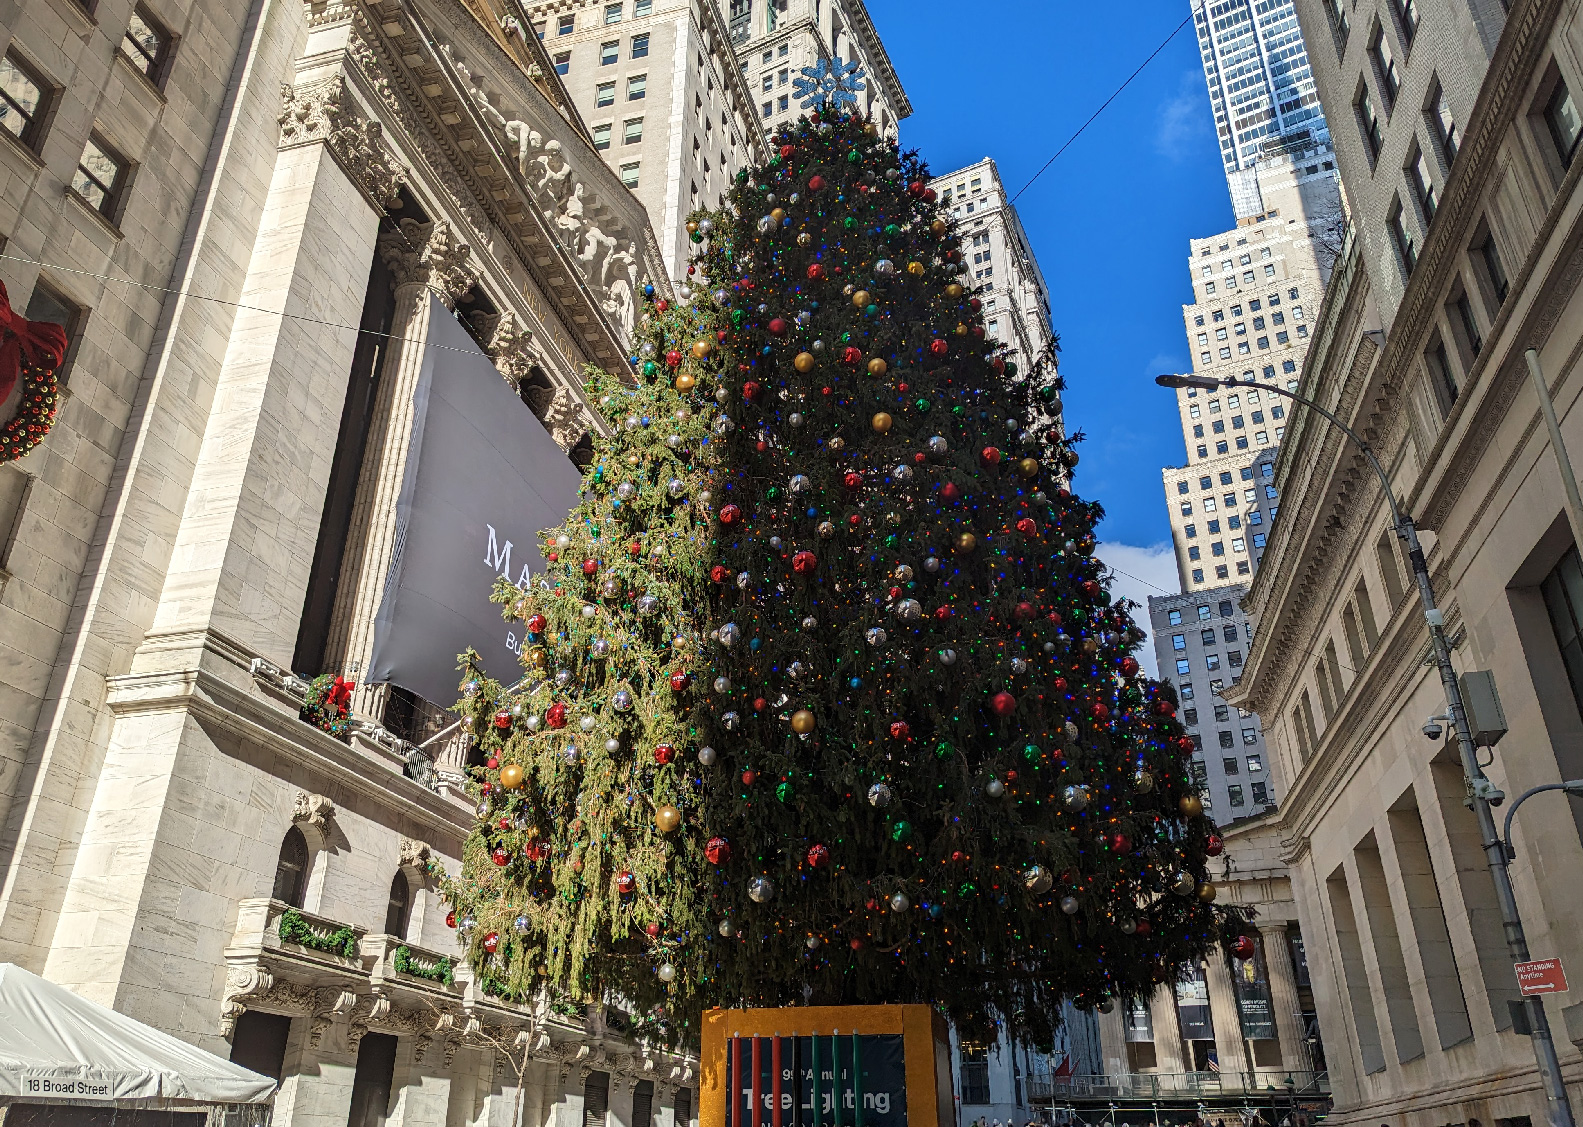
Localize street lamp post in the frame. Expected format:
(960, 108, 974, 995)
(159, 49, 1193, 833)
(1155, 372, 1578, 1127)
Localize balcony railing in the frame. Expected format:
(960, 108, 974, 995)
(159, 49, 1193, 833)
(1027, 1071, 1330, 1101)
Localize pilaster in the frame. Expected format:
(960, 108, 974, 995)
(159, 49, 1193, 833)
(1260, 921, 1313, 1071)
(1204, 953, 1253, 1078)
(1147, 983, 1188, 1072)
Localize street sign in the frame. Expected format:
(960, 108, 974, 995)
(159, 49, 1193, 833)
(1515, 958, 1569, 995)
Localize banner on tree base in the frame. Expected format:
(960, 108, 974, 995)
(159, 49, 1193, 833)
(702, 1007, 951, 1127)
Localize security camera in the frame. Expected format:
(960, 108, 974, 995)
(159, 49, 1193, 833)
(1471, 776, 1506, 807)
(1422, 717, 1444, 741)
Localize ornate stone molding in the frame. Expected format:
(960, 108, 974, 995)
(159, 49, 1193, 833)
(292, 790, 335, 830)
(399, 835, 431, 869)
(378, 217, 478, 309)
(279, 75, 403, 210)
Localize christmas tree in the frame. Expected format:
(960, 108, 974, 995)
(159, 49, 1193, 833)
(440, 102, 1243, 1047)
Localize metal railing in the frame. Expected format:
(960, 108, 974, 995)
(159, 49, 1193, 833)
(1027, 1071, 1330, 1101)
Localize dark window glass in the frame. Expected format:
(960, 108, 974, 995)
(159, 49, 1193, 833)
(119, 6, 173, 84)
(1541, 545, 1583, 718)
(384, 870, 410, 937)
(0, 53, 50, 151)
(272, 826, 309, 907)
(1547, 80, 1583, 168)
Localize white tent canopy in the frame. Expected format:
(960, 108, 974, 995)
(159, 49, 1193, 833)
(0, 964, 275, 1105)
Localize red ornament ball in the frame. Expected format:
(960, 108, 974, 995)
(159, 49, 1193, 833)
(1081, 579, 1102, 597)
(1233, 934, 1257, 960)
(670, 671, 692, 691)
(616, 871, 637, 894)
(743, 380, 762, 400)
(1134, 919, 1152, 936)
(582, 558, 598, 576)
(718, 504, 742, 525)
(741, 768, 758, 785)
(847, 513, 863, 528)
(1111, 832, 1132, 853)
(844, 470, 864, 489)
(807, 263, 826, 281)
(665, 349, 682, 367)
(653, 743, 677, 765)
(711, 564, 730, 583)
(1120, 656, 1140, 677)
(491, 848, 510, 867)
(850, 938, 864, 950)
(1015, 601, 1036, 622)
(446, 910, 456, 928)
(990, 691, 1017, 718)
(767, 318, 789, 336)
(1205, 833, 1225, 857)
(483, 930, 500, 953)
(493, 711, 512, 729)
(922, 187, 937, 203)
(940, 482, 961, 502)
(753, 697, 767, 712)
(779, 144, 795, 159)
(1053, 676, 1069, 692)
(808, 174, 826, 191)
(545, 702, 569, 729)
(1016, 517, 1037, 536)
(980, 446, 1002, 467)
(907, 180, 925, 197)
(792, 550, 818, 575)
(807, 843, 831, 868)
(1092, 701, 1111, 720)
(645, 922, 662, 937)
(841, 346, 864, 366)
(525, 613, 547, 634)
(487, 757, 500, 770)
(889, 720, 911, 740)
(705, 836, 732, 864)
(930, 339, 949, 357)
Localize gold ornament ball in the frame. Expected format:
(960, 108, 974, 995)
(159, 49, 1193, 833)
(852, 290, 871, 308)
(956, 532, 978, 552)
(674, 373, 696, 392)
(867, 357, 888, 377)
(871, 412, 893, 434)
(527, 649, 548, 670)
(944, 283, 964, 299)
(906, 261, 925, 277)
(655, 804, 682, 833)
(685, 220, 698, 234)
(930, 219, 947, 236)
(794, 351, 816, 373)
(1016, 457, 1040, 478)
(828, 436, 846, 451)
(690, 339, 713, 359)
(1082, 637, 1100, 655)
(863, 122, 878, 137)
(1179, 793, 1205, 817)
(627, 453, 641, 466)
(1196, 882, 1218, 902)
(770, 208, 786, 222)
(790, 709, 816, 734)
(499, 762, 524, 789)
(797, 232, 813, 247)
(954, 322, 969, 336)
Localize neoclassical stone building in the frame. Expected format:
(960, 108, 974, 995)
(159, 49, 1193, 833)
(1225, 0, 1583, 1117)
(0, 0, 695, 1119)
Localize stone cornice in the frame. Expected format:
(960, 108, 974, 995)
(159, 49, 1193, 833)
(689, 1, 771, 163)
(837, 0, 910, 119)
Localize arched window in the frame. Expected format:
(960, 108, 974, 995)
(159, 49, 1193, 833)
(272, 826, 310, 908)
(384, 870, 411, 937)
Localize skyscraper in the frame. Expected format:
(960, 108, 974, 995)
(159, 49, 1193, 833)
(1193, 0, 1334, 219)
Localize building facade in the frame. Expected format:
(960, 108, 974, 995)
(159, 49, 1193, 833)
(523, 0, 769, 282)
(0, 0, 694, 1121)
(1224, 0, 1583, 1116)
(930, 159, 1057, 390)
(728, 0, 909, 141)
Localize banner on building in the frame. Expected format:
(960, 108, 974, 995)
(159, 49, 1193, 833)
(1233, 956, 1278, 1041)
(368, 295, 584, 707)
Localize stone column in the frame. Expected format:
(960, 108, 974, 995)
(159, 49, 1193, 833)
(1259, 922, 1312, 1072)
(1203, 954, 1253, 1083)
(323, 217, 476, 719)
(1148, 984, 1188, 1073)
(1096, 1003, 1128, 1077)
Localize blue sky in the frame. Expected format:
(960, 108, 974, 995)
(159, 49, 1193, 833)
(870, 0, 1238, 560)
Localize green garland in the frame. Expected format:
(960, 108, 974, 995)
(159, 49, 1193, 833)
(0, 357, 60, 464)
(277, 908, 358, 959)
(298, 674, 353, 742)
(393, 945, 455, 985)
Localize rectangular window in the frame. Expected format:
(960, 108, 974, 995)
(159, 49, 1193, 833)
(619, 162, 640, 187)
(553, 51, 571, 75)
(1370, 28, 1400, 106)
(1169, 609, 1183, 626)
(763, 73, 774, 92)
(959, 1043, 991, 1106)
(1264, 264, 1276, 277)
(1251, 781, 1269, 804)
(1223, 756, 1240, 775)
(778, 94, 789, 112)
(592, 123, 612, 149)
(1201, 629, 1217, 646)
(559, 13, 575, 33)
(1197, 605, 1211, 620)
(1411, 147, 1437, 222)
(1177, 658, 1192, 676)
(120, 5, 175, 85)
(1229, 785, 1246, 807)
(601, 40, 620, 65)
(1389, 197, 1417, 274)
(1547, 77, 1583, 168)
(762, 101, 772, 119)
(1173, 634, 1187, 651)
(1228, 649, 1244, 667)
(635, 0, 652, 13)
(606, 2, 623, 21)
(628, 74, 647, 100)
(623, 118, 643, 144)
(1324, 0, 1351, 47)
(1394, 0, 1418, 46)
(72, 134, 131, 221)
(1432, 82, 1459, 164)
(596, 82, 616, 106)
(1479, 229, 1509, 306)
(1206, 653, 1221, 670)
(631, 33, 650, 58)
(1358, 84, 1384, 160)
(1453, 290, 1483, 358)
(0, 52, 51, 152)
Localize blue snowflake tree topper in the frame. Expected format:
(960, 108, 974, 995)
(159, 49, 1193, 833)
(791, 56, 867, 110)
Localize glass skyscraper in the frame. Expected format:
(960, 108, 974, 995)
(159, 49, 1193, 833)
(1194, 0, 1330, 181)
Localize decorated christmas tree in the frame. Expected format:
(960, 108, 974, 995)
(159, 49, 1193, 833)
(440, 99, 1243, 1047)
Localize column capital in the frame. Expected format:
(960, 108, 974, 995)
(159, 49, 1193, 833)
(278, 74, 403, 211)
(378, 218, 478, 309)
(1256, 919, 1294, 936)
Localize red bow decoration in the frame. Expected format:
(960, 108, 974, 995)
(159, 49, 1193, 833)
(327, 675, 355, 711)
(0, 280, 68, 408)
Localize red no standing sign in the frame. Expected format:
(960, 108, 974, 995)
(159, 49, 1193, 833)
(1515, 958, 1569, 995)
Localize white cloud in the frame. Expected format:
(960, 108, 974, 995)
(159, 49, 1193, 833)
(1094, 542, 1180, 679)
(1155, 70, 1214, 162)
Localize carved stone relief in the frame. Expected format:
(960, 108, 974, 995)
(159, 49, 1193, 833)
(378, 217, 479, 308)
(279, 75, 404, 209)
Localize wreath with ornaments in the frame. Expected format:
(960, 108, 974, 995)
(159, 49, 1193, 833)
(0, 280, 69, 464)
(299, 674, 356, 741)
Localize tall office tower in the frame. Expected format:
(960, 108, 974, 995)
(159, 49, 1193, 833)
(527, 0, 770, 280)
(728, 0, 910, 141)
(1146, 172, 1342, 821)
(930, 159, 1058, 389)
(1193, 0, 1339, 219)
